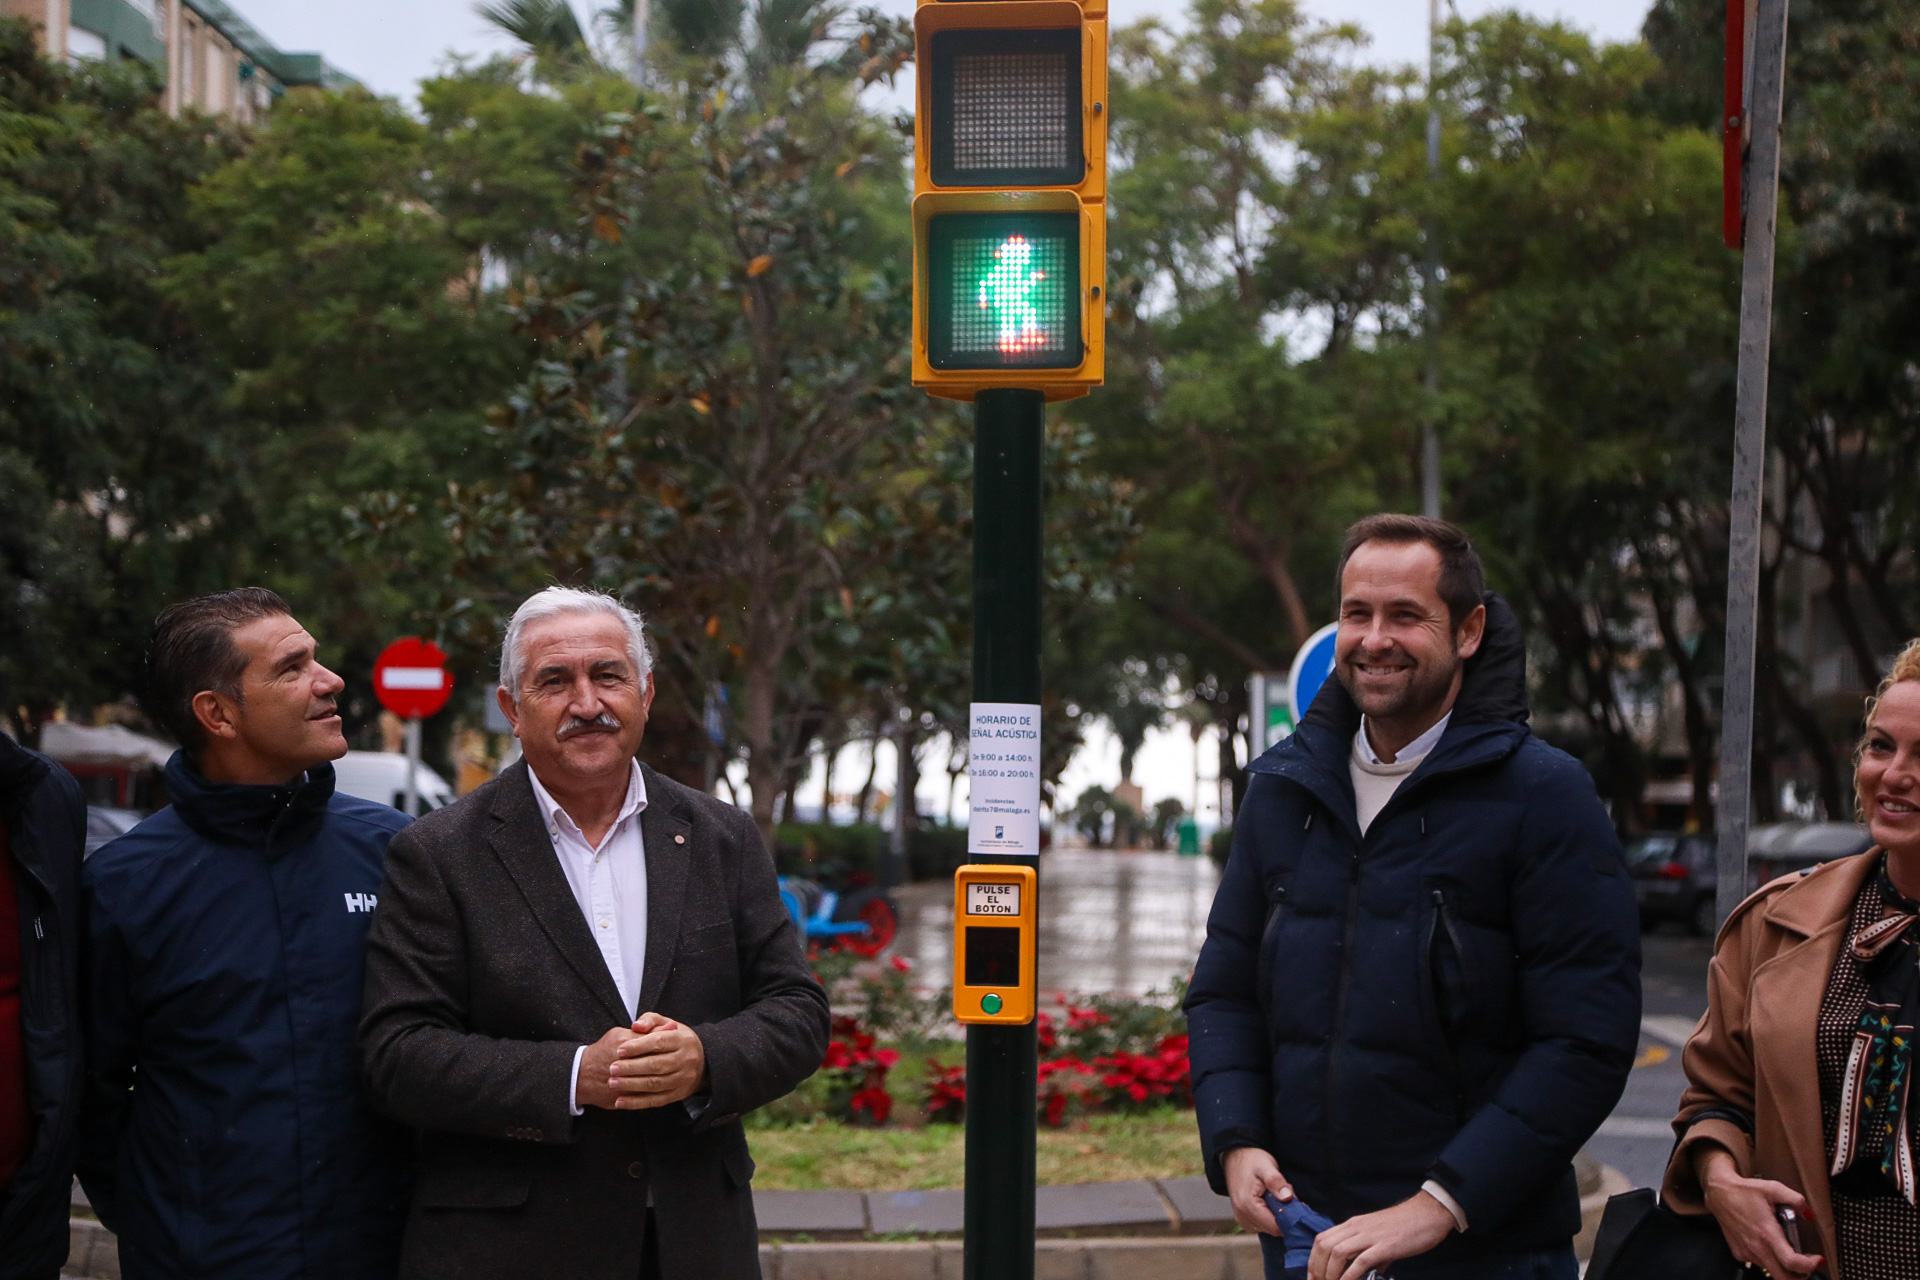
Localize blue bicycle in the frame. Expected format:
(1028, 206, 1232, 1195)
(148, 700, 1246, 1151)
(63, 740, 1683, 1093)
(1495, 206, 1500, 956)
(778, 876, 897, 955)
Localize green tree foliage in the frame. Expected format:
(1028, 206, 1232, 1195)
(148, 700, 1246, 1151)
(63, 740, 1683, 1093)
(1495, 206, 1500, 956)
(0, 23, 241, 731)
(1436, 17, 1736, 822)
(1096, 0, 1744, 823)
(19, 0, 1908, 838)
(1643, 0, 1920, 818)
(1094, 0, 1429, 801)
(159, 79, 588, 738)
(444, 3, 945, 828)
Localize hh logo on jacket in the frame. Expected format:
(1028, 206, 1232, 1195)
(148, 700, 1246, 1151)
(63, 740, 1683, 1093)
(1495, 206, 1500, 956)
(344, 893, 379, 913)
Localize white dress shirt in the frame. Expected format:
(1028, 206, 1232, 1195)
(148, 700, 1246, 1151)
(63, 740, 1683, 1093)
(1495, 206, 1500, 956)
(1354, 711, 1452, 767)
(527, 761, 649, 1115)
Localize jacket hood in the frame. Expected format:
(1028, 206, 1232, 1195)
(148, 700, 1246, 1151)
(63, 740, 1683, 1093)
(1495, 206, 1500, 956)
(165, 749, 337, 854)
(1296, 589, 1529, 740)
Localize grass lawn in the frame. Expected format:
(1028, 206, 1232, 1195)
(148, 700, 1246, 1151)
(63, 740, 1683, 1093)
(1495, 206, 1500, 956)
(747, 1108, 1204, 1190)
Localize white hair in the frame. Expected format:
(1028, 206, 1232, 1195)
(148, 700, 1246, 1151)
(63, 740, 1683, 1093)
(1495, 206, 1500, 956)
(498, 586, 653, 696)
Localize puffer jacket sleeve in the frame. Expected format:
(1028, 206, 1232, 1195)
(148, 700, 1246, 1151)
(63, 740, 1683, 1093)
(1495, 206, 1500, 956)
(1425, 751, 1641, 1232)
(1185, 774, 1281, 1194)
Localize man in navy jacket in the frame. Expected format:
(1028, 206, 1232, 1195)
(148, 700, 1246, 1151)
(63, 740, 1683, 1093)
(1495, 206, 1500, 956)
(78, 589, 410, 1280)
(1187, 516, 1640, 1280)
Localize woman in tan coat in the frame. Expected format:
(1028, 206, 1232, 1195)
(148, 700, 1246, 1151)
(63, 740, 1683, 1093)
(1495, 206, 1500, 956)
(1665, 640, 1920, 1280)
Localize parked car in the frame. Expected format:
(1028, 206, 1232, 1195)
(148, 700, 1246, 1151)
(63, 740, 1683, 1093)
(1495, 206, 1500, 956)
(84, 806, 144, 858)
(1746, 820, 1873, 887)
(1627, 832, 1720, 936)
(1630, 822, 1874, 935)
(329, 750, 455, 814)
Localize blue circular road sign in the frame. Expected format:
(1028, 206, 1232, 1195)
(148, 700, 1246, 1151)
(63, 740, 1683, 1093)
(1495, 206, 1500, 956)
(1287, 623, 1340, 726)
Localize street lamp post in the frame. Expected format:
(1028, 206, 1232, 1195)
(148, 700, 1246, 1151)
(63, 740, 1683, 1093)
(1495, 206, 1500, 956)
(1715, 0, 1791, 925)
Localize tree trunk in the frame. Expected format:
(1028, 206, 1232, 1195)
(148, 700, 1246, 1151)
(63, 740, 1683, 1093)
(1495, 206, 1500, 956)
(855, 729, 880, 823)
(895, 725, 921, 842)
(1535, 584, 1644, 830)
(1768, 662, 1847, 819)
(819, 735, 840, 826)
(1820, 554, 1884, 690)
(1642, 555, 1718, 832)
(740, 653, 781, 844)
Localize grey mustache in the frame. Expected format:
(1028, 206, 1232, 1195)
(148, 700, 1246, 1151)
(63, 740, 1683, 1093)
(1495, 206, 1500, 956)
(557, 712, 623, 739)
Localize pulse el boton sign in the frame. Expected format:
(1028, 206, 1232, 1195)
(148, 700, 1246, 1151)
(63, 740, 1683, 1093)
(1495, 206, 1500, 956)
(951, 864, 1039, 1025)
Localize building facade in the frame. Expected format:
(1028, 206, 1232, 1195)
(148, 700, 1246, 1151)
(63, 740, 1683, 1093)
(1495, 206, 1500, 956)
(0, 0, 354, 121)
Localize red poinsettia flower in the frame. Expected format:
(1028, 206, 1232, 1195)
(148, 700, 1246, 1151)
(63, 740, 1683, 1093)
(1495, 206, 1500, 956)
(850, 1086, 893, 1125)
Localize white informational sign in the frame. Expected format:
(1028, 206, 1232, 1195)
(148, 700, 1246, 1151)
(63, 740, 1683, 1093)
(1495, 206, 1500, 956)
(966, 882, 1022, 916)
(967, 701, 1042, 857)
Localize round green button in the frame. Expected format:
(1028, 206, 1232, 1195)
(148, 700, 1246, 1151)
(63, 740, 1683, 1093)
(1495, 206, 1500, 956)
(981, 992, 1003, 1015)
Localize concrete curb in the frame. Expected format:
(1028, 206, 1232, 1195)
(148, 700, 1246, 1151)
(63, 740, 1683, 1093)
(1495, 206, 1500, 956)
(62, 1162, 1633, 1280)
(759, 1177, 1236, 1240)
(761, 1236, 1261, 1280)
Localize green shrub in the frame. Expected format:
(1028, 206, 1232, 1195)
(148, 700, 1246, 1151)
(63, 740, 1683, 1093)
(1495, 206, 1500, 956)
(1207, 827, 1233, 867)
(775, 822, 887, 880)
(906, 825, 968, 882)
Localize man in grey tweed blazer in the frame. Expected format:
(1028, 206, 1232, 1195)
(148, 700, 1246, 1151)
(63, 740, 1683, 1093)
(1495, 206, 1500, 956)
(360, 587, 828, 1280)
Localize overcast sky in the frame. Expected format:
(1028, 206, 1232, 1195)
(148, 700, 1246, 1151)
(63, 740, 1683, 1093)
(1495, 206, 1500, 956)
(231, 0, 1652, 102)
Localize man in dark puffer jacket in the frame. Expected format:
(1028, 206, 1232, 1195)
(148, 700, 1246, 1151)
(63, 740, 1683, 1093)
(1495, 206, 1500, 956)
(1187, 515, 1640, 1280)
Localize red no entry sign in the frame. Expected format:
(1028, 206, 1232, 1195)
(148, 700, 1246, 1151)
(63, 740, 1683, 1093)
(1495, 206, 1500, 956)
(373, 637, 453, 720)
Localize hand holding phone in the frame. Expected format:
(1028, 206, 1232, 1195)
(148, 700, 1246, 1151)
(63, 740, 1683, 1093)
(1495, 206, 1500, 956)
(1776, 1205, 1801, 1254)
(1777, 1208, 1829, 1279)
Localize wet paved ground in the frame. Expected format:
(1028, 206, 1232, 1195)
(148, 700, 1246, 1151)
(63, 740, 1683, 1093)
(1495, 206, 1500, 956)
(1591, 928, 1713, 1190)
(890, 849, 1711, 1191)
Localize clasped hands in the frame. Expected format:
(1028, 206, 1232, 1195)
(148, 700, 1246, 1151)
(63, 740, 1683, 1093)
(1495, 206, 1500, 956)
(1224, 1146, 1457, 1280)
(576, 1012, 708, 1111)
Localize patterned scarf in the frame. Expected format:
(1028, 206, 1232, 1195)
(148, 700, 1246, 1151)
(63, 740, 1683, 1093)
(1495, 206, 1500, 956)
(1832, 860, 1920, 1202)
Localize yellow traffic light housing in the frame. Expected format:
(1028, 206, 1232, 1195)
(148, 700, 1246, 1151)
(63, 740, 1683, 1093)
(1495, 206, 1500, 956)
(952, 864, 1039, 1025)
(914, 0, 1108, 202)
(912, 0, 1108, 402)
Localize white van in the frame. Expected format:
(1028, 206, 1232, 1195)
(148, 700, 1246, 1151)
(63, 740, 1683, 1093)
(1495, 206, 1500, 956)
(329, 750, 456, 814)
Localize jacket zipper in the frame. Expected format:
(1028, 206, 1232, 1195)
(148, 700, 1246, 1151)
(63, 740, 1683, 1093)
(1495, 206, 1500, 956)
(1255, 885, 1289, 1018)
(1326, 839, 1363, 1185)
(1429, 889, 1467, 1118)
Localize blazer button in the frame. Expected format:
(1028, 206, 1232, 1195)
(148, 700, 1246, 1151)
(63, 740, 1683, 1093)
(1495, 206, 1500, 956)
(628, 1161, 646, 1179)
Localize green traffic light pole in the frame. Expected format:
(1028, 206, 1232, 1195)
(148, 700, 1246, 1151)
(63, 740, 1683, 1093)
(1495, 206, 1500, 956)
(964, 386, 1045, 1280)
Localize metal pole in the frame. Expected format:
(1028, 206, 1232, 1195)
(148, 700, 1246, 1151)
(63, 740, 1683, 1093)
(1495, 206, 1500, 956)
(1419, 0, 1443, 519)
(1714, 0, 1789, 926)
(402, 716, 422, 818)
(964, 388, 1043, 1280)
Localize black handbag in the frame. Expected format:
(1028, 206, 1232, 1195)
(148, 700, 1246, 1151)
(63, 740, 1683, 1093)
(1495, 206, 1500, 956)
(1585, 1187, 1747, 1280)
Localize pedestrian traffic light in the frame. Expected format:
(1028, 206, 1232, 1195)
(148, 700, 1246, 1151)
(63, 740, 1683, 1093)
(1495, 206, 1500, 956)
(912, 0, 1108, 402)
(952, 864, 1038, 1024)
